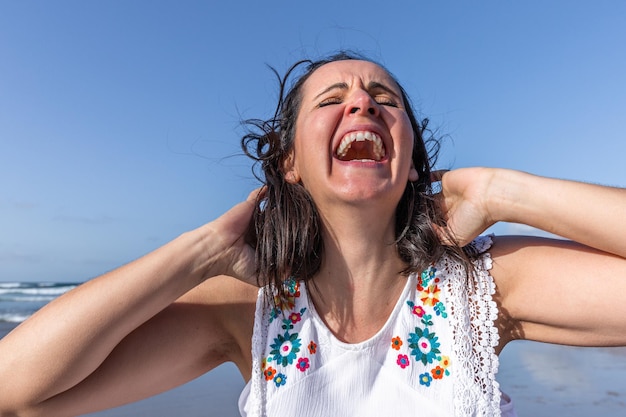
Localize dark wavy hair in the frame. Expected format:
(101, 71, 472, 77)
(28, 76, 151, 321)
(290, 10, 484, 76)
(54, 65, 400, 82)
(242, 51, 463, 299)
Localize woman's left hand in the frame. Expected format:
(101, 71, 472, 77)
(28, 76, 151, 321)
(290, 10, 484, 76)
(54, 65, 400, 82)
(431, 167, 499, 247)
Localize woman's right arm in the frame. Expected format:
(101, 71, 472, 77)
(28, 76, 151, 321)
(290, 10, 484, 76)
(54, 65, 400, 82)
(0, 190, 260, 417)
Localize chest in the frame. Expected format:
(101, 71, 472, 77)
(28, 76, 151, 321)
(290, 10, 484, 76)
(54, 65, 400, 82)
(258, 268, 455, 416)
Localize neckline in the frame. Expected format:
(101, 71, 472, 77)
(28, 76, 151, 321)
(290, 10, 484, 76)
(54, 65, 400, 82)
(301, 273, 415, 350)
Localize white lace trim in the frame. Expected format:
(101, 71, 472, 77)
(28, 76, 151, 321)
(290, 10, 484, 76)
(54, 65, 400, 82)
(444, 235, 501, 416)
(247, 287, 270, 417)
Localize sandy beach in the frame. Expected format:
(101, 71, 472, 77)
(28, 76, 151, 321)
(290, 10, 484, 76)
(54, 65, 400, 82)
(2, 322, 626, 416)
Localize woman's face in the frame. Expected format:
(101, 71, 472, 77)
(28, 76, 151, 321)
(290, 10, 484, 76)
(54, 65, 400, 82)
(286, 60, 416, 212)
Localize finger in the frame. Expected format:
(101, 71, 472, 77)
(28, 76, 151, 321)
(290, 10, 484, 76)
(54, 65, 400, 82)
(246, 186, 267, 204)
(243, 187, 267, 248)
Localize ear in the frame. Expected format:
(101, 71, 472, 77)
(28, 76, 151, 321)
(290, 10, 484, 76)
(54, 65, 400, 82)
(408, 165, 419, 182)
(282, 153, 301, 184)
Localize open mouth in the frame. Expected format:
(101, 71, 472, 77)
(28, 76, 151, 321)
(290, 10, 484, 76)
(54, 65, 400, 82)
(335, 131, 385, 162)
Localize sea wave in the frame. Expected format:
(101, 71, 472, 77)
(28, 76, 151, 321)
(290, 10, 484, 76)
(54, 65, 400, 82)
(0, 312, 31, 323)
(0, 286, 76, 296)
(0, 282, 77, 292)
(0, 295, 58, 302)
(0, 282, 78, 323)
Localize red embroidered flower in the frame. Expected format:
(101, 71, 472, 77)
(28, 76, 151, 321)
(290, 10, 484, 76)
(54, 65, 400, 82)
(391, 336, 403, 350)
(308, 340, 317, 354)
(431, 366, 445, 379)
(264, 366, 276, 381)
(397, 354, 410, 369)
(412, 305, 426, 317)
(289, 312, 302, 324)
(296, 357, 310, 372)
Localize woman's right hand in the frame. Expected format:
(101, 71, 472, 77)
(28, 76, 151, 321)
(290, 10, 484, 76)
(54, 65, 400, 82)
(197, 188, 262, 285)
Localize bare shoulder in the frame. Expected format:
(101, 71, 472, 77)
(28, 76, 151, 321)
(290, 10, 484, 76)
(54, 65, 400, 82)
(174, 275, 259, 378)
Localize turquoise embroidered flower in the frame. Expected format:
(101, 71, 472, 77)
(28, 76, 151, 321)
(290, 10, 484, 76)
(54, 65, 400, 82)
(269, 331, 302, 366)
(273, 373, 287, 387)
(283, 277, 301, 297)
(420, 266, 437, 287)
(409, 327, 441, 365)
(269, 307, 281, 323)
(419, 372, 433, 387)
(434, 301, 448, 318)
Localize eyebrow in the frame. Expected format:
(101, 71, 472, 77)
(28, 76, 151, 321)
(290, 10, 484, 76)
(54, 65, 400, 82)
(313, 81, 401, 100)
(314, 82, 349, 100)
(367, 81, 401, 99)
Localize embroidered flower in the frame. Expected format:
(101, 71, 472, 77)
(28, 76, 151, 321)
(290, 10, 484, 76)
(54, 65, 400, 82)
(264, 366, 276, 381)
(412, 305, 425, 317)
(270, 331, 302, 366)
(281, 307, 307, 330)
(308, 340, 317, 354)
(273, 281, 299, 312)
(273, 373, 287, 387)
(434, 301, 448, 318)
(274, 294, 296, 312)
(289, 311, 302, 324)
(396, 354, 410, 369)
(419, 372, 433, 387)
(406, 300, 425, 317)
(285, 277, 300, 296)
(296, 357, 310, 372)
(440, 355, 451, 370)
(409, 327, 441, 365)
(391, 336, 403, 350)
(419, 285, 441, 307)
(269, 307, 281, 323)
(431, 366, 445, 379)
(420, 266, 437, 287)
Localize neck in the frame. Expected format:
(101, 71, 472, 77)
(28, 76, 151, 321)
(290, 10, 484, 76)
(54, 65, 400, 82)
(308, 204, 409, 342)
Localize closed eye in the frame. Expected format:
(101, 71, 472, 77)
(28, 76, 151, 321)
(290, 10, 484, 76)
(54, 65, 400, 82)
(318, 97, 343, 107)
(375, 96, 398, 107)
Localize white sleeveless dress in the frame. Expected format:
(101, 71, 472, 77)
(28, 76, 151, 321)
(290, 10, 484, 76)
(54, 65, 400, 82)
(239, 236, 516, 416)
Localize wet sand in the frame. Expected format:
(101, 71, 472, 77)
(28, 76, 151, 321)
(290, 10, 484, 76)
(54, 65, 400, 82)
(498, 341, 626, 416)
(3, 322, 626, 416)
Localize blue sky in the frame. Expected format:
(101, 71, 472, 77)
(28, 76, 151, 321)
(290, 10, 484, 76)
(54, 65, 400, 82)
(1, 1, 625, 282)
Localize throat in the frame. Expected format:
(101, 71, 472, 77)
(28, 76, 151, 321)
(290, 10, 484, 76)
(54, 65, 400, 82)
(306, 272, 409, 344)
(337, 141, 378, 161)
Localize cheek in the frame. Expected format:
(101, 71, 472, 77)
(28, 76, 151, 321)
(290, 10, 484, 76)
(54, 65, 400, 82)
(397, 114, 415, 143)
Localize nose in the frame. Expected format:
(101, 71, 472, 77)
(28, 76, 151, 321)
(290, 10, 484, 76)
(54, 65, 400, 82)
(346, 90, 379, 117)
(349, 106, 376, 115)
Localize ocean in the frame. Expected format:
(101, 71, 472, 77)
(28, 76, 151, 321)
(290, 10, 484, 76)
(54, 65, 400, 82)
(0, 281, 78, 324)
(1, 282, 626, 416)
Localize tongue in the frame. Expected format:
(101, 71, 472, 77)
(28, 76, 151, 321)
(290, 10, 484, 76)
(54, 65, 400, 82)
(338, 141, 376, 161)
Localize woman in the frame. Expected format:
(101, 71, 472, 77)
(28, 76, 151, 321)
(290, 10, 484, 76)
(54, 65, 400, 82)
(1, 52, 625, 417)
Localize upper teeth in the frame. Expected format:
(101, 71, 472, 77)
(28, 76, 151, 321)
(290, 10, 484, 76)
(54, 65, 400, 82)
(336, 131, 384, 160)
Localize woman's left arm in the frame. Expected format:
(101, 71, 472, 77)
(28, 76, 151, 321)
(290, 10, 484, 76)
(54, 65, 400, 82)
(436, 167, 626, 347)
